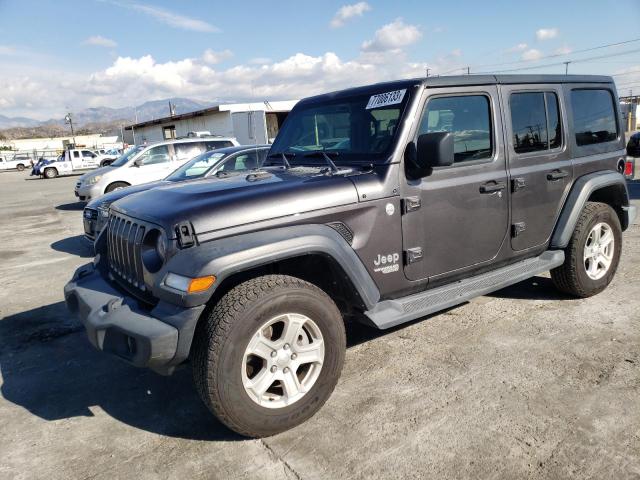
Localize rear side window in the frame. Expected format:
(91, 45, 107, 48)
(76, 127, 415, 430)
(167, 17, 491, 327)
(510, 91, 562, 154)
(205, 140, 234, 150)
(419, 95, 493, 163)
(571, 89, 618, 146)
(174, 142, 206, 160)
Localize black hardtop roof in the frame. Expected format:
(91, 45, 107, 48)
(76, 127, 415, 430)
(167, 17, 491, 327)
(299, 74, 615, 105)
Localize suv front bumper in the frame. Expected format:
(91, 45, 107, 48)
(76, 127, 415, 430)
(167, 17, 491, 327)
(64, 263, 205, 374)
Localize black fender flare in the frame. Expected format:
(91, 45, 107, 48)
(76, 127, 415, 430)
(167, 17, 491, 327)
(158, 224, 381, 309)
(550, 171, 634, 248)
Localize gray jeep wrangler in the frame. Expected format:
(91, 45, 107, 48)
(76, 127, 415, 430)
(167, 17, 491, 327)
(65, 74, 636, 437)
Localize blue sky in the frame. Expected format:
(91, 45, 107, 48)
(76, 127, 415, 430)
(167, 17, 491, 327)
(1, 0, 639, 119)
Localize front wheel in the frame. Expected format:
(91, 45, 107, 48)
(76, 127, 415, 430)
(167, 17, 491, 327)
(551, 201, 622, 298)
(43, 167, 57, 179)
(105, 181, 129, 193)
(192, 275, 346, 437)
(16, 164, 25, 171)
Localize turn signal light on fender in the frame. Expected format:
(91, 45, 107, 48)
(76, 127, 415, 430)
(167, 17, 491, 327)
(188, 275, 216, 293)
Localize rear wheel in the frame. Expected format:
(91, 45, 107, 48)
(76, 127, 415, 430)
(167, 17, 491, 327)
(105, 181, 129, 193)
(16, 164, 25, 171)
(551, 201, 622, 297)
(192, 274, 346, 437)
(43, 167, 57, 179)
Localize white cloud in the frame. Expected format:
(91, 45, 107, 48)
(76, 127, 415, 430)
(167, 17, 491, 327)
(507, 43, 528, 53)
(554, 45, 572, 55)
(84, 35, 117, 48)
(0, 45, 17, 55)
(361, 19, 422, 52)
(536, 28, 558, 41)
(330, 2, 371, 28)
(522, 49, 543, 61)
(248, 57, 272, 65)
(202, 49, 233, 64)
(106, 1, 218, 32)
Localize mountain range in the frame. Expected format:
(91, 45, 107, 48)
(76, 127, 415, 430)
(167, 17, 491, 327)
(0, 98, 215, 135)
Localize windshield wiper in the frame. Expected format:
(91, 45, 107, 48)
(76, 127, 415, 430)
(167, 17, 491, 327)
(265, 151, 295, 169)
(303, 151, 339, 174)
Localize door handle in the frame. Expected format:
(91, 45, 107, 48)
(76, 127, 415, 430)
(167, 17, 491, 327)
(547, 170, 569, 181)
(479, 181, 506, 194)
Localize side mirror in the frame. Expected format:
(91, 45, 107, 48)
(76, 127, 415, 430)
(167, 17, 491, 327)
(406, 132, 455, 179)
(133, 158, 142, 167)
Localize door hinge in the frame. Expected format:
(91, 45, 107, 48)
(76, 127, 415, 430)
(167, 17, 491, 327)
(405, 247, 423, 264)
(512, 177, 526, 192)
(512, 222, 526, 237)
(403, 196, 421, 213)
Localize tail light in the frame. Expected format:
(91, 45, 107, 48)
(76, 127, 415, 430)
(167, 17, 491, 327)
(624, 159, 634, 178)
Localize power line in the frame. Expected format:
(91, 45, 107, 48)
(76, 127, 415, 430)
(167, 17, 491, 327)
(438, 37, 640, 75)
(471, 47, 640, 74)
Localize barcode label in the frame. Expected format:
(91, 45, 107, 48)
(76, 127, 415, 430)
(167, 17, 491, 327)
(365, 89, 406, 109)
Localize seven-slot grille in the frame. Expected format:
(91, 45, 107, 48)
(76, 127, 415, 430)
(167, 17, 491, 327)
(107, 213, 147, 291)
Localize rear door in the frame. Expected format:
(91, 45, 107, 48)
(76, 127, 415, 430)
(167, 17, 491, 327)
(500, 84, 572, 251)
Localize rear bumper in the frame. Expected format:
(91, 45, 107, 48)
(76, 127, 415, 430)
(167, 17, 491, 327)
(64, 263, 205, 374)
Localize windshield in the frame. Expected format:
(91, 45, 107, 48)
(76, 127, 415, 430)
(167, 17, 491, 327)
(110, 145, 146, 167)
(165, 150, 227, 181)
(270, 88, 412, 164)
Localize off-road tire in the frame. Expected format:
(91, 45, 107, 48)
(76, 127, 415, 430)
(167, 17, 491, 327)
(105, 181, 129, 193)
(192, 274, 346, 437)
(43, 167, 57, 179)
(551, 201, 622, 297)
(16, 163, 25, 171)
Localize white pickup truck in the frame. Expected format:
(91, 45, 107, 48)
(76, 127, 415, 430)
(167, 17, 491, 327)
(39, 148, 107, 179)
(0, 154, 32, 171)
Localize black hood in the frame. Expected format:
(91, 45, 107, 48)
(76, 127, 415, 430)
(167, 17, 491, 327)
(87, 180, 171, 209)
(111, 168, 359, 238)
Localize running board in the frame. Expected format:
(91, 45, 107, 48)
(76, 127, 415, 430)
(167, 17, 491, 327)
(365, 250, 565, 330)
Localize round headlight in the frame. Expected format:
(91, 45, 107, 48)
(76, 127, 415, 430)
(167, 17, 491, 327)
(141, 228, 166, 273)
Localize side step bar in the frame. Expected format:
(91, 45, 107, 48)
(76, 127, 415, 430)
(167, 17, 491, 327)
(365, 250, 565, 330)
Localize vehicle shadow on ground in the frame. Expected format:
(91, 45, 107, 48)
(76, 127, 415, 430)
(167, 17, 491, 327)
(0, 301, 244, 442)
(487, 275, 573, 301)
(55, 201, 85, 211)
(51, 235, 94, 258)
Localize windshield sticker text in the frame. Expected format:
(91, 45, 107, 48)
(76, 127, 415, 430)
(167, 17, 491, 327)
(366, 89, 406, 110)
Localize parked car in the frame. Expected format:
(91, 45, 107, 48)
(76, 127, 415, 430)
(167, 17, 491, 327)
(99, 148, 123, 167)
(74, 137, 239, 202)
(65, 75, 636, 437)
(82, 145, 270, 241)
(0, 154, 31, 171)
(626, 131, 640, 157)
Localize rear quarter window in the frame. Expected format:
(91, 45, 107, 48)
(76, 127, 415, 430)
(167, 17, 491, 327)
(571, 89, 618, 146)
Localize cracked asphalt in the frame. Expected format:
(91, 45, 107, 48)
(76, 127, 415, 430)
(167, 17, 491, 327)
(0, 169, 639, 480)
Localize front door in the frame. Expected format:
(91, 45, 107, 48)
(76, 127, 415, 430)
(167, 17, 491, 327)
(402, 86, 510, 281)
(500, 85, 573, 251)
(131, 144, 174, 184)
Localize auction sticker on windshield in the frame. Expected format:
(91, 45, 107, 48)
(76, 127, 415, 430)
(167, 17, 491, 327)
(366, 89, 406, 109)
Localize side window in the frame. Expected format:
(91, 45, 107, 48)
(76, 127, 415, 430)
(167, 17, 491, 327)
(419, 95, 492, 163)
(205, 141, 234, 151)
(73, 151, 80, 159)
(174, 142, 205, 160)
(571, 89, 618, 146)
(510, 91, 562, 154)
(138, 145, 170, 165)
(82, 150, 96, 158)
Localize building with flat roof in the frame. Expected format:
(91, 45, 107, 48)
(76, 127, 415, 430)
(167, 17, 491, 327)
(124, 100, 298, 146)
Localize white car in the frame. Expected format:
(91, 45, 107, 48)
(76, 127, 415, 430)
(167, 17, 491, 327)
(74, 137, 239, 202)
(0, 154, 31, 171)
(40, 149, 105, 178)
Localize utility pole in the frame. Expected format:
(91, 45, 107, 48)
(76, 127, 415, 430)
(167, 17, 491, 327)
(425, 67, 431, 77)
(120, 124, 125, 149)
(64, 112, 76, 147)
(563, 61, 570, 74)
(467, 66, 470, 75)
